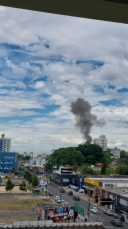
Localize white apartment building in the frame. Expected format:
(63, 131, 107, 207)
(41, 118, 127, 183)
(109, 147, 121, 159)
(0, 134, 11, 152)
(93, 135, 107, 150)
(23, 152, 35, 158)
(29, 155, 46, 168)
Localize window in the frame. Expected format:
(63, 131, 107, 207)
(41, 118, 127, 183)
(119, 198, 128, 206)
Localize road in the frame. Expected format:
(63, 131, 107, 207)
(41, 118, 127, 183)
(47, 182, 128, 229)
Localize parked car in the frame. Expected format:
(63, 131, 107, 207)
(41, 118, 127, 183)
(75, 187, 79, 192)
(60, 188, 65, 193)
(68, 191, 73, 195)
(5, 175, 10, 179)
(48, 191, 53, 196)
(111, 219, 122, 227)
(79, 189, 84, 193)
(90, 207, 97, 214)
(114, 214, 125, 222)
(73, 196, 80, 201)
(103, 209, 114, 216)
(68, 184, 72, 188)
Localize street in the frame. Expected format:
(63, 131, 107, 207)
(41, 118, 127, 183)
(47, 182, 128, 229)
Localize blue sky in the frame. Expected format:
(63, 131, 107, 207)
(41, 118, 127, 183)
(0, 6, 128, 153)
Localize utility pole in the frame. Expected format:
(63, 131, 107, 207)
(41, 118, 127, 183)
(88, 188, 90, 222)
(60, 177, 62, 203)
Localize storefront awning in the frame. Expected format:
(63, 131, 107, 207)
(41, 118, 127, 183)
(83, 186, 93, 191)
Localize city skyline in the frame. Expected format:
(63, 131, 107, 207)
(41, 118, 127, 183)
(0, 6, 128, 153)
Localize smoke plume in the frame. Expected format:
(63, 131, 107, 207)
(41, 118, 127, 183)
(70, 98, 105, 144)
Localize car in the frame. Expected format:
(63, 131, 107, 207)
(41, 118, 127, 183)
(111, 219, 122, 227)
(103, 209, 114, 216)
(57, 199, 65, 203)
(5, 175, 10, 179)
(79, 189, 84, 193)
(74, 187, 79, 192)
(61, 201, 70, 206)
(68, 191, 73, 195)
(103, 209, 108, 214)
(73, 196, 80, 201)
(60, 188, 65, 193)
(114, 214, 125, 222)
(48, 191, 53, 196)
(68, 184, 72, 188)
(55, 196, 60, 201)
(90, 207, 97, 214)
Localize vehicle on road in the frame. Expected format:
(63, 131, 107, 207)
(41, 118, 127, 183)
(79, 189, 84, 193)
(48, 191, 53, 196)
(57, 199, 65, 203)
(73, 196, 80, 201)
(60, 188, 65, 193)
(90, 207, 97, 214)
(68, 191, 73, 195)
(74, 187, 79, 192)
(114, 214, 125, 222)
(55, 196, 60, 201)
(111, 219, 122, 227)
(61, 202, 70, 206)
(103, 209, 114, 216)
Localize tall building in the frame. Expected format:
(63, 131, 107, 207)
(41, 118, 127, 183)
(0, 134, 11, 152)
(93, 135, 107, 150)
(0, 152, 18, 172)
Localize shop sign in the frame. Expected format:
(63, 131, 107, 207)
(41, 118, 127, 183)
(63, 178, 69, 182)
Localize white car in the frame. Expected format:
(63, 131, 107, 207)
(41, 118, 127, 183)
(61, 202, 70, 206)
(90, 207, 97, 214)
(55, 196, 60, 201)
(57, 199, 65, 203)
(79, 189, 84, 193)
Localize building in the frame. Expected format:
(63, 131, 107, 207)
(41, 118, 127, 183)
(29, 155, 46, 169)
(109, 147, 121, 159)
(29, 152, 35, 158)
(93, 135, 107, 150)
(94, 163, 103, 171)
(0, 134, 11, 152)
(52, 166, 77, 186)
(0, 152, 18, 173)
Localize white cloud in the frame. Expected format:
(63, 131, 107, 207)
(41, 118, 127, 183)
(17, 81, 26, 89)
(0, 6, 128, 153)
(35, 81, 45, 89)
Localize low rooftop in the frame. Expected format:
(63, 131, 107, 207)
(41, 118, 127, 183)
(99, 186, 128, 198)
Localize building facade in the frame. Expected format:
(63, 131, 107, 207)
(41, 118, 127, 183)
(0, 134, 11, 152)
(93, 135, 107, 150)
(0, 152, 18, 173)
(29, 155, 46, 168)
(109, 147, 121, 159)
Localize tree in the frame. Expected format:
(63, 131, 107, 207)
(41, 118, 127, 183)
(120, 150, 127, 159)
(44, 156, 55, 173)
(24, 171, 31, 180)
(105, 168, 115, 175)
(19, 181, 27, 193)
(11, 167, 16, 173)
(116, 165, 128, 175)
(32, 175, 38, 187)
(101, 159, 107, 175)
(33, 166, 38, 174)
(18, 167, 25, 171)
(5, 179, 14, 193)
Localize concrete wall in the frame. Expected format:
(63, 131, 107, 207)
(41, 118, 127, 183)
(0, 220, 104, 228)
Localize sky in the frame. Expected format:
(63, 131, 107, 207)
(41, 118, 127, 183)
(0, 6, 128, 154)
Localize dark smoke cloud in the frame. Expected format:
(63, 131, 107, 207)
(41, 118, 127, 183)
(70, 98, 105, 144)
